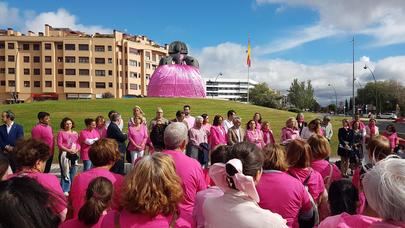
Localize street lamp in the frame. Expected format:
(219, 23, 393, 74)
(328, 83, 338, 114)
(363, 64, 378, 114)
(210, 72, 222, 99)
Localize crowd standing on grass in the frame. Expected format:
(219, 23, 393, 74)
(0, 106, 404, 228)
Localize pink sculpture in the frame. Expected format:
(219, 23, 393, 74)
(147, 41, 206, 98)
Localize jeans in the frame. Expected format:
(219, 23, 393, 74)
(59, 152, 78, 193)
(44, 155, 54, 173)
(83, 160, 92, 171)
(130, 150, 144, 164)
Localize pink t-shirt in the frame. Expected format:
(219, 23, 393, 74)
(184, 116, 195, 130)
(319, 212, 381, 228)
(101, 210, 189, 228)
(352, 167, 367, 214)
(70, 167, 124, 218)
(79, 129, 100, 161)
(127, 124, 148, 152)
(61, 214, 106, 228)
(31, 123, 54, 155)
(257, 171, 312, 228)
(192, 186, 224, 228)
(245, 129, 264, 149)
(281, 127, 300, 144)
(288, 167, 325, 202)
(57, 130, 81, 152)
(8, 171, 67, 213)
(202, 123, 211, 137)
(311, 159, 342, 187)
(163, 150, 207, 225)
(189, 127, 208, 146)
(209, 126, 227, 150)
(383, 132, 398, 150)
(370, 221, 405, 228)
(96, 127, 107, 139)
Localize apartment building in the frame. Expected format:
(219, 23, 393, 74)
(205, 78, 258, 102)
(0, 24, 168, 103)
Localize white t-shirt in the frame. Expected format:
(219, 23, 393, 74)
(222, 119, 234, 134)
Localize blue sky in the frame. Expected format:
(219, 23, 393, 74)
(2, 0, 405, 104)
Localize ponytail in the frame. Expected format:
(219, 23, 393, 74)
(78, 177, 113, 225)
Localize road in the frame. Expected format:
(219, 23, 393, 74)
(375, 119, 405, 138)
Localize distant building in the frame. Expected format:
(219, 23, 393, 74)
(0, 24, 168, 103)
(204, 78, 258, 102)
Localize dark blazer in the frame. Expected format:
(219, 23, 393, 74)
(107, 122, 127, 154)
(0, 123, 24, 150)
(227, 126, 245, 146)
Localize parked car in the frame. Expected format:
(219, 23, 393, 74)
(378, 113, 397, 119)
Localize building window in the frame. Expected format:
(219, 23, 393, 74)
(95, 70, 105, 76)
(95, 45, 105, 52)
(0, 80, 5, 86)
(65, 44, 75, 50)
(79, 81, 90, 88)
(108, 58, 112, 64)
(8, 80, 15, 87)
(108, 45, 112, 51)
(44, 43, 52, 50)
(57, 44, 63, 50)
(129, 72, 137, 78)
(130, 83, 138, 90)
(34, 81, 41, 88)
(65, 81, 76, 88)
(79, 57, 89, 63)
(8, 68, 15, 74)
(33, 44, 40, 50)
(0, 56, 4, 61)
(129, 60, 137, 66)
(145, 51, 151, 60)
(78, 44, 89, 51)
(57, 57, 63, 62)
(45, 56, 52, 62)
(152, 64, 157, 70)
(58, 69, 63, 74)
(65, 69, 76, 75)
(0, 43, 4, 49)
(45, 81, 52, 87)
(33, 56, 40, 63)
(152, 54, 157, 62)
(23, 56, 29, 63)
(108, 82, 113, 87)
(24, 81, 30, 87)
(8, 55, 15, 62)
(24, 68, 30, 75)
(7, 43, 15, 49)
(58, 81, 64, 87)
(146, 63, 150, 69)
(146, 74, 150, 80)
(23, 44, 30, 50)
(45, 68, 52, 75)
(65, 56, 75, 63)
(79, 69, 89, 76)
(33, 68, 40, 75)
(95, 58, 105, 64)
(108, 70, 112, 76)
(95, 82, 106, 88)
(0, 68, 5, 74)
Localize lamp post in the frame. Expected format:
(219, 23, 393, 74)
(210, 72, 222, 99)
(328, 83, 338, 114)
(363, 64, 378, 114)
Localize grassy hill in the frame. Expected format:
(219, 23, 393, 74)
(0, 98, 342, 156)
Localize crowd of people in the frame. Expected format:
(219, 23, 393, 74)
(0, 106, 404, 228)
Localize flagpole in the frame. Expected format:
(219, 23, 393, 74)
(247, 65, 250, 103)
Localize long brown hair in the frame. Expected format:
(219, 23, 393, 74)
(286, 139, 312, 168)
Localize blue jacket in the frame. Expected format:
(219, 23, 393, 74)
(0, 123, 24, 150)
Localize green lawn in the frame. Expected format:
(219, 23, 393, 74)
(0, 98, 343, 156)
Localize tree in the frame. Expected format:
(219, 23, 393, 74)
(249, 83, 281, 108)
(345, 99, 349, 113)
(287, 78, 316, 110)
(328, 104, 337, 113)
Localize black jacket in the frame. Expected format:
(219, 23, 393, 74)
(107, 122, 127, 154)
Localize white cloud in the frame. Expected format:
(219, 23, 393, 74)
(196, 42, 405, 105)
(0, 2, 111, 34)
(255, 0, 405, 52)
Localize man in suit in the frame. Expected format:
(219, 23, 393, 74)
(227, 116, 245, 146)
(107, 112, 126, 175)
(0, 110, 24, 171)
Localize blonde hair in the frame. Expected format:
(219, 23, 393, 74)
(307, 134, 331, 160)
(262, 144, 288, 171)
(286, 117, 296, 128)
(368, 135, 392, 163)
(121, 153, 183, 217)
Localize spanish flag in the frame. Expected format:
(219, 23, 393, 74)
(247, 38, 251, 67)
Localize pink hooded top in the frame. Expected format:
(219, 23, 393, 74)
(288, 167, 325, 202)
(163, 150, 207, 225)
(31, 123, 54, 155)
(281, 127, 300, 144)
(209, 125, 227, 150)
(262, 129, 275, 145)
(127, 124, 148, 152)
(79, 129, 100, 161)
(70, 167, 124, 218)
(245, 129, 265, 149)
(319, 213, 381, 228)
(257, 170, 312, 228)
(311, 159, 342, 187)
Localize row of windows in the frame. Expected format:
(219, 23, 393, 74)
(0, 55, 113, 64)
(0, 42, 113, 51)
(0, 67, 113, 76)
(0, 80, 114, 89)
